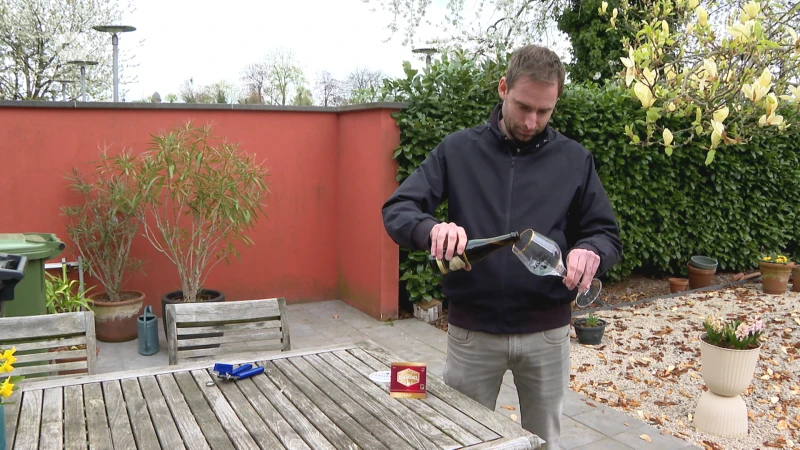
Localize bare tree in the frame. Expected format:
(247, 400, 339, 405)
(240, 62, 268, 104)
(314, 70, 346, 107)
(262, 47, 305, 105)
(345, 67, 385, 104)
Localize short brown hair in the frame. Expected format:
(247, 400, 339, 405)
(505, 45, 566, 96)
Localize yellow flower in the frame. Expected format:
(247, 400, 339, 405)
(689, 0, 699, 9)
(663, 128, 674, 147)
(713, 106, 729, 124)
(1, 347, 17, 366)
(763, 256, 772, 261)
(633, 81, 656, 108)
(777, 255, 788, 263)
(0, 378, 13, 398)
(599, 1, 608, 14)
(697, 6, 708, 26)
(0, 361, 13, 373)
(742, 1, 761, 20)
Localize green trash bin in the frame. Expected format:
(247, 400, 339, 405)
(0, 233, 65, 317)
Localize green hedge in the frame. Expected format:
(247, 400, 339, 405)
(383, 52, 800, 302)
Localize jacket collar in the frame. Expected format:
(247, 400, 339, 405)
(488, 102, 553, 153)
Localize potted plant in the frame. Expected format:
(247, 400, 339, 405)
(63, 148, 146, 342)
(45, 262, 96, 375)
(134, 121, 270, 327)
(758, 252, 794, 294)
(1, 346, 24, 444)
(694, 315, 764, 437)
(573, 312, 606, 345)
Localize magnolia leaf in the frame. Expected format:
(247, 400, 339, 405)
(640, 434, 652, 443)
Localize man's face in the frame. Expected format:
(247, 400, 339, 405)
(498, 76, 559, 142)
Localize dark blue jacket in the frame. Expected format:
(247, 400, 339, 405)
(382, 103, 622, 334)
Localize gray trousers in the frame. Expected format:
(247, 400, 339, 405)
(444, 323, 570, 450)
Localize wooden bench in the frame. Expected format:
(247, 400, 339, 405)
(0, 311, 97, 379)
(165, 297, 291, 365)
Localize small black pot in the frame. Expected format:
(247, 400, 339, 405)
(161, 289, 225, 349)
(574, 318, 606, 345)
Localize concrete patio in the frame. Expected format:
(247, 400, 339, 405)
(96, 300, 700, 450)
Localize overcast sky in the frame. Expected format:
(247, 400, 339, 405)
(116, 0, 452, 101)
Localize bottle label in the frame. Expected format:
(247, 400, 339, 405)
(435, 254, 471, 274)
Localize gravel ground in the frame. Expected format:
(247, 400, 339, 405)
(569, 285, 800, 450)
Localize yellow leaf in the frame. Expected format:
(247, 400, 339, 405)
(640, 434, 652, 443)
(509, 414, 518, 422)
(661, 20, 669, 35)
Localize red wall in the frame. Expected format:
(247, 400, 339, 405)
(0, 102, 403, 320)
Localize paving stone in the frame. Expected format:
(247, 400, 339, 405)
(572, 406, 637, 436)
(571, 438, 634, 449)
(611, 422, 697, 450)
(560, 417, 607, 449)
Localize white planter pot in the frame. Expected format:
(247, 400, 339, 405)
(700, 336, 760, 397)
(413, 299, 442, 323)
(694, 333, 761, 438)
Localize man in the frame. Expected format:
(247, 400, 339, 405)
(381, 44, 622, 448)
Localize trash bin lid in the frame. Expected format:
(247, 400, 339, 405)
(0, 233, 66, 260)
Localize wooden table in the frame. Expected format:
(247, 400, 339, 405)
(4, 340, 544, 449)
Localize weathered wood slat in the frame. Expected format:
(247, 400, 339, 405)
(177, 342, 284, 361)
(13, 390, 43, 450)
(171, 299, 281, 320)
(173, 371, 236, 450)
(230, 377, 311, 450)
(139, 375, 187, 449)
(357, 341, 545, 448)
(13, 348, 85, 363)
(11, 361, 88, 378)
(0, 312, 87, 339)
(261, 360, 360, 450)
(83, 382, 113, 450)
(100, 381, 136, 449)
(285, 356, 410, 450)
(311, 353, 456, 450)
(211, 371, 286, 450)
(460, 436, 541, 449)
(177, 330, 281, 348)
(177, 320, 281, 335)
(39, 387, 64, 450)
(347, 348, 499, 442)
(248, 364, 336, 450)
(8, 336, 87, 353)
(4, 391, 21, 450)
(120, 378, 161, 450)
(333, 350, 483, 446)
(155, 373, 211, 450)
(63, 385, 87, 450)
(190, 369, 260, 450)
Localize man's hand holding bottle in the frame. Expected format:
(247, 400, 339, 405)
(430, 222, 472, 271)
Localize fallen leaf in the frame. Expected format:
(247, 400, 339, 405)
(771, 396, 780, 404)
(640, 434, 652, 443)
(501, 405, 516, 411)
(509, 414, 518, 422)
(332, 315, 339, 319)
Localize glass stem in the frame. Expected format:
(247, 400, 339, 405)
(554, 261, 568, 278)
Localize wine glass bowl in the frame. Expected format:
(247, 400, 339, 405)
(512, 228, 601, 308)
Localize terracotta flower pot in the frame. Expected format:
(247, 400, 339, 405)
(792, 266, 800, 293)
(90, 290, 145, 342)
(687, 262, 715, 289)
(759, 261, 793, 295)
(668, 277, 689, 293)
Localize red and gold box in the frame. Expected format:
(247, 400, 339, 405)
(390, 362, 427, 398)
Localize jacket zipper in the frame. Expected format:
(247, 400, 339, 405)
(500, 148, 518, 326)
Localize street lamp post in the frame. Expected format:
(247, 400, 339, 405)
(412, 47, 438, 67)
(66, 60, 98, 101)
(92, 25, 136, 102)
(53, 79, 76, 101)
